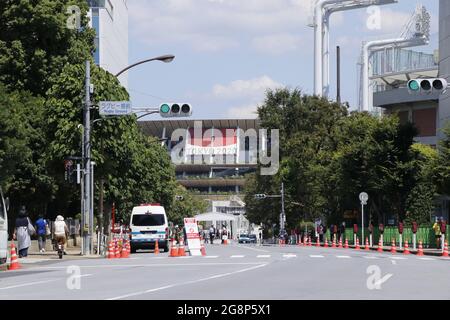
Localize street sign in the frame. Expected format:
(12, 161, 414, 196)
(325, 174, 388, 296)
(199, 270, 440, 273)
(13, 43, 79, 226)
(184, 218, 201, 256)
(359, 192, 369, 205)
(99, 101, 133, 116)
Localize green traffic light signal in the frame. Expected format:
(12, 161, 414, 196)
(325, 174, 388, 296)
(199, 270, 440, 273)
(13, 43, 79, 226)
(160, 104, 170, 114)
(408, 80, 420, 92)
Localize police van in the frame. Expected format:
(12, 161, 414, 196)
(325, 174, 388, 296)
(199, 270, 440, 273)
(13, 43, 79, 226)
(129, 204, 169, 253)
(0, 187, 9, 265)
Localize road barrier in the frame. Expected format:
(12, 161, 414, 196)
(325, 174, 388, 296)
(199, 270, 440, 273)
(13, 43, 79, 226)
(107, 241, 115, 259)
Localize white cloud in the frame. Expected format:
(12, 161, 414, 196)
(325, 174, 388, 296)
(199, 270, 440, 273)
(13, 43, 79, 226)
(212, 76, 283, 100)
(227, 104, 260, 118)
(252, 34, 305, 55)
(129, 0, 314, 54)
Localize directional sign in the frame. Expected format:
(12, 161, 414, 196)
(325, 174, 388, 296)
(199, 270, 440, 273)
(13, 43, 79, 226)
(359, 192, 369, 205)
(99, 101, 133, 116)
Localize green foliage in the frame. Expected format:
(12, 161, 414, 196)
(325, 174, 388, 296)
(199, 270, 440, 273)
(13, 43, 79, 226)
(245, 88, 441, 228)
(166, 186, 209, 225)
(436, 123, 450, 196)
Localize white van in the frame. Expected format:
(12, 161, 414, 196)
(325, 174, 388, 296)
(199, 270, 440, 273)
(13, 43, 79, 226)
(129, 204, 169, 253)
(0, 188, 9, 265)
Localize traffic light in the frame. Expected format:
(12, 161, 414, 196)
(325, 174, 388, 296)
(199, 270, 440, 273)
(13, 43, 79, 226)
(255, 194, 267, 200)
(407, 78, 448, 95)
(160, 103, 192, 118)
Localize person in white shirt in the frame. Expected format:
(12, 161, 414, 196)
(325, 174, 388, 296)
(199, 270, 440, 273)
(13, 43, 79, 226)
(54, 215, 69, 253)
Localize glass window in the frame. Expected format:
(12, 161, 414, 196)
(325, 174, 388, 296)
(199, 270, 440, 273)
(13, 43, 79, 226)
(132, 214, 165, 227)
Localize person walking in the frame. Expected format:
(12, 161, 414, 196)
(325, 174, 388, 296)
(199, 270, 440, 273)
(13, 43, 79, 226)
(13, 206, 35, 258)
(433, 218, 442, 249)
(54, 215, 69, 255)
(209, 226, 215, 245)
(35, 214, 49, 253)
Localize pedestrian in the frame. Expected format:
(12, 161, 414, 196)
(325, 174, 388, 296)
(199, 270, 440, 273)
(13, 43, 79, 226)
(340, 222, 346, 242)
(433, 218, 442, 249)
(209, 225, 215, 244)
(35, 214, 49, 253)
(318, 224, 324, 243)
(54, 215, 69, 255)
(259, 231, 263, 245)
(13, 206, 35, 258)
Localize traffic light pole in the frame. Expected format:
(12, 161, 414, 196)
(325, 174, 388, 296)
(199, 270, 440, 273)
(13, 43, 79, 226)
(281, 183, 285, 234)
(83, 60, 92, 256)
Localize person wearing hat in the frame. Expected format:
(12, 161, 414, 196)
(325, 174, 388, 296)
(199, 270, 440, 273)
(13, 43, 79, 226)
(13, 206, 35, 258)
(54, 215, 69, 255)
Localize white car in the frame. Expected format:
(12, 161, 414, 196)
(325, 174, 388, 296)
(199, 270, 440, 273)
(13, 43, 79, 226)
(129, 204, 169, 253)
(0, 188, 9, 265)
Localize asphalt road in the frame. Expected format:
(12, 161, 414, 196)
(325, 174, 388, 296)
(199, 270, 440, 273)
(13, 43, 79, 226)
(1, 243, 449, 300)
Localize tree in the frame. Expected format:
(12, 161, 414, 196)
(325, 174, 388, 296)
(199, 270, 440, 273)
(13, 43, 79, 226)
(166, 185, 208, 225)
(436, 123, 450, 196)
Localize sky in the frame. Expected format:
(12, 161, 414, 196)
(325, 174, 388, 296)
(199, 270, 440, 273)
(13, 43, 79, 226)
(127, 0, 439, 120)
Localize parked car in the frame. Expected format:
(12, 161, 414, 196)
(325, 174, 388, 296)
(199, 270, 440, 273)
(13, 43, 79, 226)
(238, 234, 251, 244)
(248, 234, 257, 244)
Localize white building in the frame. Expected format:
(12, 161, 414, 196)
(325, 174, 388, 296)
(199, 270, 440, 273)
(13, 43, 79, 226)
(88, 0, 129, 89)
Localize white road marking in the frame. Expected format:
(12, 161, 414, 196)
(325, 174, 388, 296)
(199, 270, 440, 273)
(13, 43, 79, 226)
(0, 279, 61, 290)
(234, 245, 270, 253)
(391, 260, 397, 265)
(203, 256, 219, 259)
(419, 257, 435, 261)
(257, 255, 271, 258)
(391, 257, 407, 260)
(106, 263, 267, 300)
(310, 255, 324, 258)
(33, 262, 263, 270)
(363, 256, 379, 259)
(230, 255, 245, 258)
(283, 254, 297, 258)
(336, 256, 351, 259)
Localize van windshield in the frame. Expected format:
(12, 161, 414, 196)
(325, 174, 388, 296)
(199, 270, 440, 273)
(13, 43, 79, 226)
(132, 214, 165, 227)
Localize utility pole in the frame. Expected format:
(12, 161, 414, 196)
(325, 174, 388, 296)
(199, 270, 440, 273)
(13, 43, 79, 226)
(83, 60, 92, 255)
(336, 46, 341, 104)
(280, 183, 285, 234)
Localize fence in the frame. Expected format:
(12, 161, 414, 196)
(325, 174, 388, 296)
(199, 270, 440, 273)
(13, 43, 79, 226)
(324, 227, 449, 248)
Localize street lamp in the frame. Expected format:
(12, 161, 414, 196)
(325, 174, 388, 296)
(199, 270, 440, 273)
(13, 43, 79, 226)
(115, 54, 175, 77)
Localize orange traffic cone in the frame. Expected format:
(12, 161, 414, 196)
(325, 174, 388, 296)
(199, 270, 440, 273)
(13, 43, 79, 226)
(107, 241, 115, 259)
(417, 241, 424, 256)
(403, 241, 410, 255)
(121, 241, 129, 259)
(8, 243, 20, 271)
(377, 239, 383, 253)
(169, 238, 179, 257)
(390, 239, 397, 254)
(338, 239, 343, 249)
(355, 238, 360, 250)
(324, 239, 329, 248)
(344, 239, 349, 249)
(298, 237, 303, 247)
(442, 241, 449, 258)
(178, 237, 186, 256)
(365, 238, 370, 251)
(154, 240, 160, 255)
(316, 238, 320, 247)
(201, 237, 207, 256)
(332, 239, 336, 248)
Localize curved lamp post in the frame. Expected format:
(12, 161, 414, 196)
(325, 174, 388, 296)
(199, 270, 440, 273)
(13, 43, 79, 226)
(115, 54, 175, 77)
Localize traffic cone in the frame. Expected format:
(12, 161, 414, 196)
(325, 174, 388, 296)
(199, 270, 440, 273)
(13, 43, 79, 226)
(442, 241, 449, 258)
(355, 238, 360, 250)
(338, 239, 343, 249)
(417, 241, 424, 256)
(169, 238, 179, 257)
(324, 239, 329, 248)
(308, 237, 312, 247)
(8, 243, 20, 271)
(390, 239, 397, 254)
(121, 240, 129, 258)
(344, 239, 349, 249)
(298, 237, 303, 247)
(316, 238, 320, 247)
(403, 241, 410, 255)
(115, 240, 121, 259)
(178, 237, 186, 256)
(154, 240, 160, 255)
(201, 237, 207, 256)
(107, 241, 115, 259)
(332, 239, 336, 248)
(365, 238, 370, 251)
(377, 239, 383, 253)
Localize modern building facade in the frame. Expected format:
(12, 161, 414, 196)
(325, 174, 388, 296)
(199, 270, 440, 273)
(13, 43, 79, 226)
(88, 0, 129, 89)
(439, 0, 450, 137)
